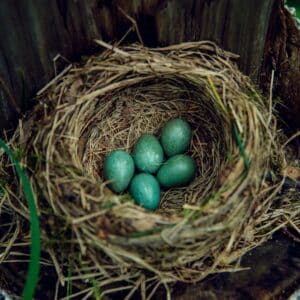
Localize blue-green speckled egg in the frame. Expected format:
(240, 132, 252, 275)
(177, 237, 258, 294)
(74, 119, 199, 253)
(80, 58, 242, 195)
(130, 173, 161, 211)
(160, 118, 192, 157)
(103, 150, 135, 193)
(157, 154, 196, 188)
(133, 134, 164, 173)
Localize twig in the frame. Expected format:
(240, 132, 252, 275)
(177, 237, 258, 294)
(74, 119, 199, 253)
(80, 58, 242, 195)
(36, 64, 72, 96)
(94, 39, 130, 57)
(118, 6, 144, 45)
(267, 69, 275, 125)
(282, 131, 300, 149)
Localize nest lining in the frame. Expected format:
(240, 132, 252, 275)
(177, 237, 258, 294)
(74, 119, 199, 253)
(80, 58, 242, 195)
(0, 41, 293, 299)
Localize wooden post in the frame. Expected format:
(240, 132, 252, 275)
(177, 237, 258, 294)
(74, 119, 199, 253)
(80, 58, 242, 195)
(0, 0, 299, 130)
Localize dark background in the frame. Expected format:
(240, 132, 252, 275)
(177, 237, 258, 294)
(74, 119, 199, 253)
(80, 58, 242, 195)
(0, 0, 299, 133)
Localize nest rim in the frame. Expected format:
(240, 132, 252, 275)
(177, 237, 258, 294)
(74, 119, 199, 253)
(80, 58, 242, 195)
(0, 41, 289, 298)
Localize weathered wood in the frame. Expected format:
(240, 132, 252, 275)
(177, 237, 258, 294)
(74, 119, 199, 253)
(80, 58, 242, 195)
(97, 0, 275, 76)
(261, 0, 300, 131)
(155, 232, 300, 300)
(0, 0, 278, 132)
(0, 0, 299, 131)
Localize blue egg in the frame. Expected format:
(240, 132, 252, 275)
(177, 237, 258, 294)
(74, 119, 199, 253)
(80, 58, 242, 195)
(130, 173, 161, 211)
(160, 118, 192, 157)
(103, 150, 135, 193)
(157, 154, 196, 188)
(133, 134, 164, 173)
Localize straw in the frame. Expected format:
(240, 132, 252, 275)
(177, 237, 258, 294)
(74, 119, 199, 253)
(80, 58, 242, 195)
(0, 41, 294, 298)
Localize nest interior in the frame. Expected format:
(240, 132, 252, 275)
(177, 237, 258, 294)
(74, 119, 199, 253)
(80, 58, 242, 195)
(82, 80, 225, 214)
(1, 41, 296, 298)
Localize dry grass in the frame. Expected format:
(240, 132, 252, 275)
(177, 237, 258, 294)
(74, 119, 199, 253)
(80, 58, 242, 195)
(0, 41, 298, 299)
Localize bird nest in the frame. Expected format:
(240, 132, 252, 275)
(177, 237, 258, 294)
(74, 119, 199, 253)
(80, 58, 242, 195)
(0, 41, 293, 298)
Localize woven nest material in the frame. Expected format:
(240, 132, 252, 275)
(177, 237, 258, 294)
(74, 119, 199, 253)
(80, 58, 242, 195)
(0, 41, 296, 298)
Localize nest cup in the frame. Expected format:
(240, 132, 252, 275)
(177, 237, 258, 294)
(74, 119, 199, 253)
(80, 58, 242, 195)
(0, 41, 286, 297)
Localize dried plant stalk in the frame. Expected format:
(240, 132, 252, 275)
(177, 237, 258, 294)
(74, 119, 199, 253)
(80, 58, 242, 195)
(0, 41, 297, 299)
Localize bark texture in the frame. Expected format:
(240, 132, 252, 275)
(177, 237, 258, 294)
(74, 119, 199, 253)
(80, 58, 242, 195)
(0, 1, 299, 130)
(261, 0, 300, 131)
(0, 0, 281, 131)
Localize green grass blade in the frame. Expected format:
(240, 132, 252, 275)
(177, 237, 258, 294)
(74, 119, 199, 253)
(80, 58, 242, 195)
(0, 139, 41, 300)
(232, 123, 250, 172)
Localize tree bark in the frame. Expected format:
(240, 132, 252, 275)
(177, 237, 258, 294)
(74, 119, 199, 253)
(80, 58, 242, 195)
(2, 0, 298, 132)
(261, 0, 300, 131)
